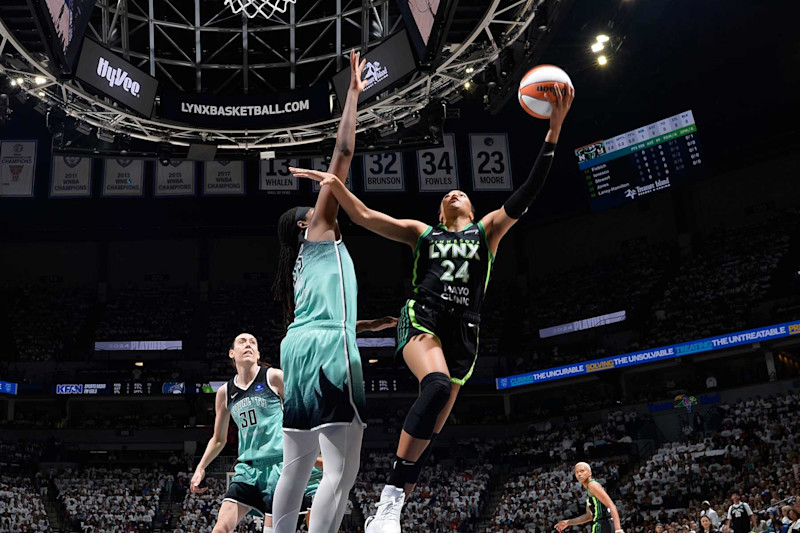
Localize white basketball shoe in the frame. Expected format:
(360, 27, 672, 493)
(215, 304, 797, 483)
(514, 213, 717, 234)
(365, 485, 405, 533)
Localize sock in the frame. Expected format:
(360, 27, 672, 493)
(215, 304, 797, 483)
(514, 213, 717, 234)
(387, 455, 416, 488)
(264, 527, 274, 533)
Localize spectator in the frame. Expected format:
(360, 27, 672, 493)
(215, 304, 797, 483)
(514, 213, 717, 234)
(701, 500, 721, 528)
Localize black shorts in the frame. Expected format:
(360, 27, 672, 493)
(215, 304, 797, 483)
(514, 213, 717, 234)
(591, 519, 613, 533)
(224, 481, 273, 517)
(396, 298, 480, 385)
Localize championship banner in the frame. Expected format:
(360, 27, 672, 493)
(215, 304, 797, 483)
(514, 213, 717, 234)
(363, 152, 405, 192)
(203, 161, 245, 196)
(259, 158, 298, 193)
(102, 158, 143, 196)
(470, 133, 513, 191)
(0, 140, 37, 197)
(497, 319, 800, 390)
(155, 160, 195, 197)
(51, 155, 92, 197)
(417, 134, 458, 192)
(311, 157, 352, 192)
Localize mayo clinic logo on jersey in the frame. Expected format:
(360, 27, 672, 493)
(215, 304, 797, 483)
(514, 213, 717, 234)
(57, 384, 84, 394)
(362, 61, 389, 91)
(96, 56, 141, 97)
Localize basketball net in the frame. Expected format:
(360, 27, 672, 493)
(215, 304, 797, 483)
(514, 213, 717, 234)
(224, 0, 295, 20)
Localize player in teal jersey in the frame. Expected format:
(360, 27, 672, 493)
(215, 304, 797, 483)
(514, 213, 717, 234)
(190, 333, 323, 533)
(555, 462, 624, 533)
(290, 83, 574, 533)
(270, 49, 377, 533)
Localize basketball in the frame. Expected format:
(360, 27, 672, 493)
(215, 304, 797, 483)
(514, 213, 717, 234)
(518, 64, 573, 119)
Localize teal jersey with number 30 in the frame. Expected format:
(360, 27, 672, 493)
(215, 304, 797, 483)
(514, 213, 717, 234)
(411, 221, 494, 313)
(226, 367, 284, 464)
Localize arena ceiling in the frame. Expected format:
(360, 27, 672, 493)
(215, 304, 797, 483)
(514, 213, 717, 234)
(0, 0, 566, 156)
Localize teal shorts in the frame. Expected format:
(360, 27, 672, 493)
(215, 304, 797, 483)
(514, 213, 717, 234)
(281, 323, 365, 430)
(225, 461, 324, 516)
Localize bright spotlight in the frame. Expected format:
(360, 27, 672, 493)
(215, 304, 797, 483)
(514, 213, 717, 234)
(464, 81, 472, 89)
(15, 77, 23, 85)
(597, 55, 608, 66)
(35, 76, 46, 85)
(596, 34, 610, 43)
(37, 91, 45, 97)
(591, 42, 604, 53)
(9, 79, 17, 86)
(466, 67, 474, 73)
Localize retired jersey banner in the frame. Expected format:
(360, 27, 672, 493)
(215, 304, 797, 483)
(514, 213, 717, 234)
(103, 159, 144, 196)
(311, 157, 352, 192)
(203, 161, 245, 195)
(259, 158, 298, 193)
(363, 152, 405, 192)
(417, 134, 458, 192)
(470, 133, 513, 191)
(51, 155, 92, 197)
(155, 160, 195, 197)
(0, 140, 37, 197)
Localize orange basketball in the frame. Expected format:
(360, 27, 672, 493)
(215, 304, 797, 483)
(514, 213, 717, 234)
(518, 64, 573, 119)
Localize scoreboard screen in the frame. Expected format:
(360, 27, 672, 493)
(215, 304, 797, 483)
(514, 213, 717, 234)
(575, 110, 703, 211)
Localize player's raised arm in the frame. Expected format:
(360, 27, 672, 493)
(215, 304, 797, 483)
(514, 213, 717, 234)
(480, 82, 574, 255)
(191, 384, 230, 493)
(291, 168, 428, 248)
(307, 50, 367, 241)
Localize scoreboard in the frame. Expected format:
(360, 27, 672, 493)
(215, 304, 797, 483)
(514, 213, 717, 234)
(54, 382, 212, 395)
(575, 110, 703, 210)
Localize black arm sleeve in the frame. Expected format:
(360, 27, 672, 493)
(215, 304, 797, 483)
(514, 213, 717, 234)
(503, 141, 556, 219)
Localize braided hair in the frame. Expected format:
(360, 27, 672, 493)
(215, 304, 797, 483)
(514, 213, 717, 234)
(272, 207, 307, 330)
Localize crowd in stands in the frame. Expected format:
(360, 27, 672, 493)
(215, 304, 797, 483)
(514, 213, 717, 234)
(56, 466, 163, 533)
(0, 475, 50, 532)
(490, 461, 616, 532)
(96, 284, 194, 342)
(171, 475, 262, 533)
(2, 284, 92, 361)
(645, 218, 794, 347)
(354, 451, 492, 532)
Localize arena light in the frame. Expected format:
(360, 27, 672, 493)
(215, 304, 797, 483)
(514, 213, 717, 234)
(597, 55, 608, 66)
(596, 34, 610, 43)
(591, 42, 604, 53)
(35, 76, 47, 85)
(9, 79, 17, 86)
(15, 77, 23, 85)
(466, 67, 474, 73)
(135, 361, 144, 367)
(368, 359, 378, 364)
(464, 81, 472, 89)
(37, 91, 45, 97)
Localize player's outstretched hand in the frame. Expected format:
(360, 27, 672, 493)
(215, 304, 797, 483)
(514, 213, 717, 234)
(349, 49, 368, 93)
(190, 468, 207, 494)
(555, 520, 570, 532)
(290, 167, 339, 188)
(548, 82, 575, 129)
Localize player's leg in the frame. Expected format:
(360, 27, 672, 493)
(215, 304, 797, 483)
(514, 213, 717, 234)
(272, 429, 320, 533)
(212, 500, 252, 533)
(308, 418, 364, 533)
(365, 334, 452, 533)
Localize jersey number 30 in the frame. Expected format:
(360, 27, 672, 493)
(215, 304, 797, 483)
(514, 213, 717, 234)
(440, 260, 469, 283)
(239, 409, 258, 428)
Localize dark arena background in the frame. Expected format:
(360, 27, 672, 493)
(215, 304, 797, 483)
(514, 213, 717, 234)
(1, 0, 800, 532)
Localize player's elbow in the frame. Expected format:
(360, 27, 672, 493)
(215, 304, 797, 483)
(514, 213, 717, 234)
(334, 143, 353, 159)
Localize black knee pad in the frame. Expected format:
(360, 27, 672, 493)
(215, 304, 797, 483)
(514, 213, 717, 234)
(402, 372, 451, 439)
